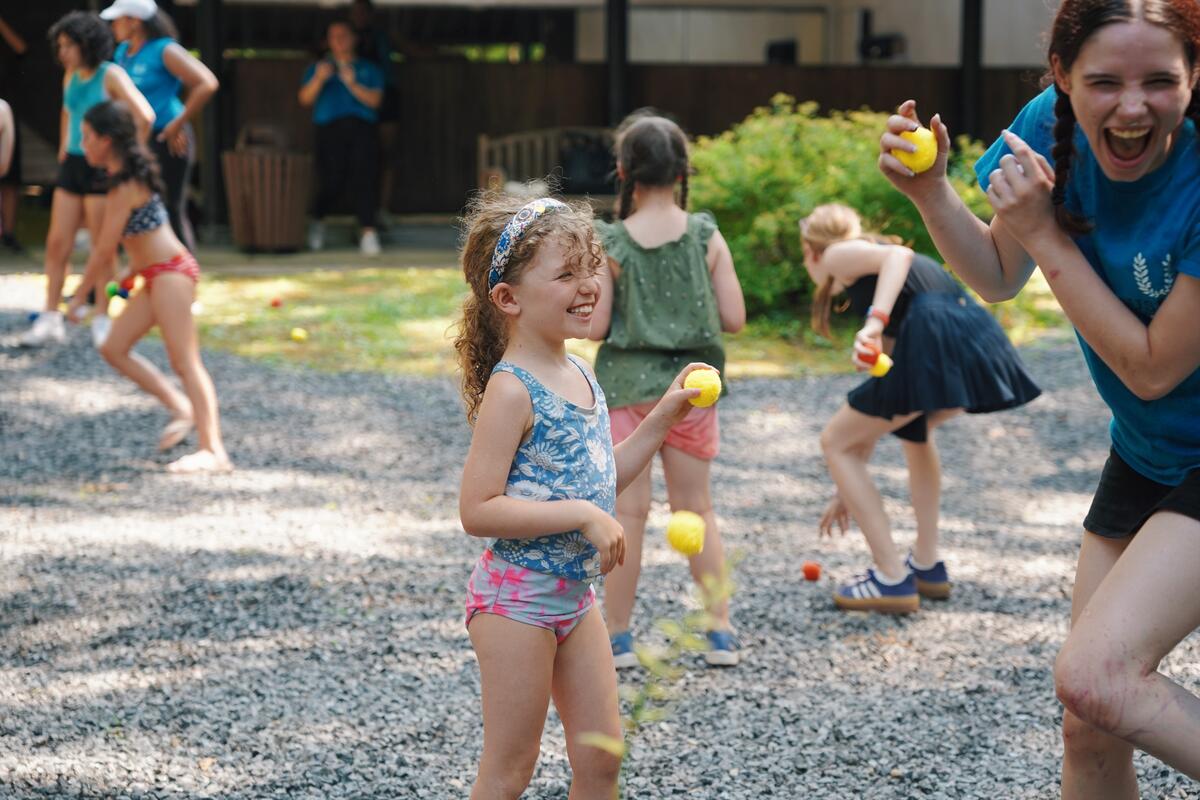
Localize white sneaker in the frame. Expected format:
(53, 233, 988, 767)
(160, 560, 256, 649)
(19, 311, 67, 346)
(308, 222, 325, 252)
(359, 229, 381, 257)
(91, 315, 112, 348)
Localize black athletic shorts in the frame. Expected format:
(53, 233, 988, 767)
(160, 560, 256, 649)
(1083, 448, 1200, 538)
(56, 153, 108, 196)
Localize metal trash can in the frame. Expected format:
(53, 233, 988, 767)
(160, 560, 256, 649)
(222, 125, 311, 252)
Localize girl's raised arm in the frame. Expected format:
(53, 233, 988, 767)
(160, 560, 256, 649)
(993, 134, 1200, 400)
(880, 101, 1037, 302)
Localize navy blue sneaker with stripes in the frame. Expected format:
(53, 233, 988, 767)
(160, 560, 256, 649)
(906, 553, 951, 600)
(704, 629, 742, 667)
(610, 630, 639, 670)
(833, 568, 919, 614)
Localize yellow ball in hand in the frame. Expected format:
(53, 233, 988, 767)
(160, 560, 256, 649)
(892, 126, 938, 174)
(869, 352, 893, 378)
(684, 368, 722, 408)
(290, 327, 309, 342)
(666, 510, 705, 556)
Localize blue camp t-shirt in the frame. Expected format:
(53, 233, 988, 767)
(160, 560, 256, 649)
(301, 59, 383, 125)
(976, 86, 1200, 485)
(115, 38, 184, 134)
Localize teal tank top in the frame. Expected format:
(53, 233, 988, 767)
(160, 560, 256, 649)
(65, 63, 112, 155)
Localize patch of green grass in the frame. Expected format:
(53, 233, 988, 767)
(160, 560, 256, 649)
(4, 265, 1070, 378)
(195, 268, 469, 375)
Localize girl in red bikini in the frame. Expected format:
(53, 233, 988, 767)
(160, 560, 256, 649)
(73, 99, 231, 473)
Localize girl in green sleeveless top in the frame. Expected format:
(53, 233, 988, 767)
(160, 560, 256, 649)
(590, 113, 747, 667)
(21, 12, 152, 349)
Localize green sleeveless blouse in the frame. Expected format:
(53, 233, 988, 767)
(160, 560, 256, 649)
(594, 211, 726, 409)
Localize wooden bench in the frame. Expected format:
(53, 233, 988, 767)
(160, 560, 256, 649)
(477, 127, 616, 214)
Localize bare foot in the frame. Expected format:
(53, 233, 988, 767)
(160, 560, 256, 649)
(166, 450, 233, 474)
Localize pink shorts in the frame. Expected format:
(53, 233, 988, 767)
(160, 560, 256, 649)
(609, 401, 720, 460)
(139, 252, 200, 288)
(464, 550, 595, 643)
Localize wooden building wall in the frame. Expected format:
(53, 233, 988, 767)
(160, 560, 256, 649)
(231, 59, 1044, 213)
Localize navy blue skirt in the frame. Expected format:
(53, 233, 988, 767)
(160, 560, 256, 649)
(847, 290, 1042, 443)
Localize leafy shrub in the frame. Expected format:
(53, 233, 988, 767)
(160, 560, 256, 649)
(689, 94, 992, 317)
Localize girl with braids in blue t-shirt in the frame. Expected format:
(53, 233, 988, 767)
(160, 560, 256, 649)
(880, 0, 1200, 795)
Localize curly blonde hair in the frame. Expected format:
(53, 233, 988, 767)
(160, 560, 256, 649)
(800, 203, 901, 338)
(454, 193, 604, 423)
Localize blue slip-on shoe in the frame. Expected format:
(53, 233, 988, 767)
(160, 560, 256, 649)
(905, 554, 951, 600)
(610, 630, 639, 670)
(704, 629, 742, 667)
(833, 568, 919, 614)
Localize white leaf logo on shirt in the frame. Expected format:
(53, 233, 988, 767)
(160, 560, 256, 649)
(1132, 252, 1175, 300)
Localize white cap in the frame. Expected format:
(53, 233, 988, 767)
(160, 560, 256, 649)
(100, 0, 158, 21)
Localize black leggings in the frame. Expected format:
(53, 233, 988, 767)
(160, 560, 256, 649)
(150, 122, 196, 253)
(313, 116, 379, 229)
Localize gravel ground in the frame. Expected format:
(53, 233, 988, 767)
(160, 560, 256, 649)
(2, 276, 1198, 799)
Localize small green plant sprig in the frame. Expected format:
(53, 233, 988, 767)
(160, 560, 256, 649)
(581, 557, 740, 798)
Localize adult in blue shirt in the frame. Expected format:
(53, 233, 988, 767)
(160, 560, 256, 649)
(879, 0, 1199, 795)
(298, 19, 383, 257)
(103, 0, 219, 254)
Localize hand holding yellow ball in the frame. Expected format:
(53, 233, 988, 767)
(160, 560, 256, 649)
(892, 126, 938, 174)
(666, 510, 705, 556)
(684, 368, 722, 408)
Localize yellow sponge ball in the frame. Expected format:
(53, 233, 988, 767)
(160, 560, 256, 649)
(869, 352, 893, 378)
(666, 510, 705, 556)
(684, 368, 722, 408)
(892, 126, 938, 173)
(290, 327, 309, 342)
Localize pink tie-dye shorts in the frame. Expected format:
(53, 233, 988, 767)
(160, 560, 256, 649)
(464, 549, 596, 643)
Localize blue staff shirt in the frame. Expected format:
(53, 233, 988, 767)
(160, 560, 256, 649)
(115, 38, 185, 134)
(301, 59, 383, 126)
(976, 86, 1200, 485)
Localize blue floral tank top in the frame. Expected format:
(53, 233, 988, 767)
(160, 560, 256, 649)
(489, 355, 617, 583)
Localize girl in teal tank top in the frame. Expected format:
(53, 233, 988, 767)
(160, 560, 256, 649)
(589, 112, 748, 668)
(454, 192, 715, 795)
(21, 12, 154, 350)
(65, 62, 112, 156)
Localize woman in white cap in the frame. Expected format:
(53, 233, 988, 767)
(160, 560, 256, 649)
(103, 0, 218, 253)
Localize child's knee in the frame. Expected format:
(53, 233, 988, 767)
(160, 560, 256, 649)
(98, 339, 126, 366)
(818, 425, 844, 456)
(1054, 640, 1148, 736)
(616, 490, 651, 519)
(482, 752, 539, 797)
(569, 746, 622, 788)
(45, 236, 73, 264)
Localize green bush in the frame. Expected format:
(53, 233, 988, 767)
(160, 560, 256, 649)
(689, 94, 992, 317)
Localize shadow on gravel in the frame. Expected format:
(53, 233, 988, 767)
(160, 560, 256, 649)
(1, 544, 476, 772)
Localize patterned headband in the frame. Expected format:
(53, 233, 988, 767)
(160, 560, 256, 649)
(488, 198, 569, 291)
